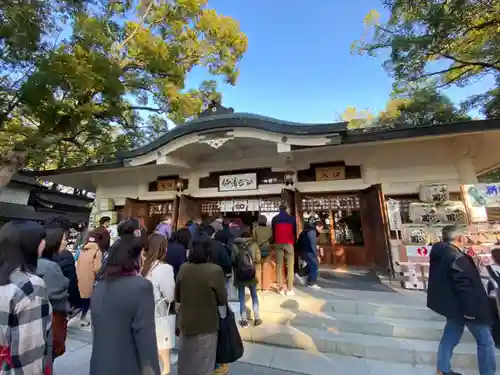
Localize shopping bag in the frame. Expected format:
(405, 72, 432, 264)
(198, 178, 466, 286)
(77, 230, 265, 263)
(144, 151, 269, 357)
(155, 298, 175, 350)
(216, 305, 244, 364)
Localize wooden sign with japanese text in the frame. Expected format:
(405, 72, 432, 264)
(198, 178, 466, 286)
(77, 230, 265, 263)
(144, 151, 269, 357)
(219, 173, 257, 192)
(157, 179, 177, 191)
(315, 166, 346, 182)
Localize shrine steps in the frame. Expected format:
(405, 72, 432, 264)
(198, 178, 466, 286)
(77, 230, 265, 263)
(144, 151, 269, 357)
(235, 289, 486, 369)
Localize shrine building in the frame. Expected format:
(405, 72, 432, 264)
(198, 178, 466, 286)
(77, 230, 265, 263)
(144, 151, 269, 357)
(30, 104, 500, 274)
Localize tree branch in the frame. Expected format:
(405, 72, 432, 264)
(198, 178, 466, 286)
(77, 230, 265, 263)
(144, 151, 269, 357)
(129, 105, 163, 112)
(440, 53, 500, 72)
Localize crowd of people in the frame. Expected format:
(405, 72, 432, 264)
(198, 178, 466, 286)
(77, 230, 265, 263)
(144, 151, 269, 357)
(0, 202, 324, 375)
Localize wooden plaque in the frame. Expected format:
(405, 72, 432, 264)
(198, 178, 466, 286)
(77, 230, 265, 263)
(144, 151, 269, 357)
(157, 179, 176, 191)
(315, 166, 346, 181)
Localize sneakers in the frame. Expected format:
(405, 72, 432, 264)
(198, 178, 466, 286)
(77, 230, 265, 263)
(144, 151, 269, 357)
(308, 284, 321, 290)
(239, 319, 249, 328)
(254, 318, 263, 327)
(285, 290, 295, 296)
(279, 289, 286, 296)
(294, 273, 305, 286)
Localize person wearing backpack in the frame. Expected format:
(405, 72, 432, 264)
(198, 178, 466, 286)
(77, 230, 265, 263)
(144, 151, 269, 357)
(232, 226, 262, 328)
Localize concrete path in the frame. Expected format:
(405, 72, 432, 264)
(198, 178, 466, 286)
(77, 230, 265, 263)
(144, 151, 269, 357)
(56, 330, 467, 375)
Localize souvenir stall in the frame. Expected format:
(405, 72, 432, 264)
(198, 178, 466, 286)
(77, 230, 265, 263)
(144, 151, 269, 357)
(391, 182, 500, 290)
(390, 184, 468, 289)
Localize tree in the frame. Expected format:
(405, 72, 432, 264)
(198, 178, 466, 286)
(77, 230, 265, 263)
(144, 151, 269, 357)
(340, 85, 471, 129)
(376, 85, 471, 126)
(353, 0, 500, 112)
(339, 106, 375, 129)
(0, 0, 248, 187)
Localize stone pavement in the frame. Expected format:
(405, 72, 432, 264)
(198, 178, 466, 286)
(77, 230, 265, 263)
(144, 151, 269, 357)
(56, 331, 464, 375)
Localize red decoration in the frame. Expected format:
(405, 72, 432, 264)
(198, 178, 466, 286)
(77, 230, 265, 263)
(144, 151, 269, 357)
(466, 248, 476, 257)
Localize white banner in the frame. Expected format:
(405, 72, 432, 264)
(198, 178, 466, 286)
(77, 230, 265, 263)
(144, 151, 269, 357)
(386, 200, 402, 230)
(219, 173, 257, 192)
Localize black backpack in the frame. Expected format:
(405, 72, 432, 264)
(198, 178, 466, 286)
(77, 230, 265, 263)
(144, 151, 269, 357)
(235, 243, 256, 281)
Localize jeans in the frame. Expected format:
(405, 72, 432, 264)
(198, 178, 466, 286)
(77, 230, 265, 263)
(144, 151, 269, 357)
(303, 252, 318, 285)
(80, 298, 91, 318)
(237, 284, 260, 321)
(275, 244, 294, 291)
(437, 318, 496, 375)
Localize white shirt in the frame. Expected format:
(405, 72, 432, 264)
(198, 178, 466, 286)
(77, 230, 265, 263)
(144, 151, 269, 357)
(146, 261, 175, 313)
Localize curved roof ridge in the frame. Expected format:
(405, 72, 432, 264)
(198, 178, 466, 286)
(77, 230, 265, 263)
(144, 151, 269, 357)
(117, 112, 348, 160)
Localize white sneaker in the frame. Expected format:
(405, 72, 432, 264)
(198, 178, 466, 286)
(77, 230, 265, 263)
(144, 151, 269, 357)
(294, 273, 305, 286)
(279, 290, 286, 296)
(308, 284, 321, 290)
(285, 290, 295, 296)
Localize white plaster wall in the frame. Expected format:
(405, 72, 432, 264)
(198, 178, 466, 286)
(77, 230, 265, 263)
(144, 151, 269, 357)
(93, 137, 471, 201)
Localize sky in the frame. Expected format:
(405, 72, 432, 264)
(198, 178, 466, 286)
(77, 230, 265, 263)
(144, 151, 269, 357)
(184, 0, 494, 124)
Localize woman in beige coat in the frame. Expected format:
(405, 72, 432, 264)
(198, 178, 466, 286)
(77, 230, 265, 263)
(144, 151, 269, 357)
(76, 231, 104, 324)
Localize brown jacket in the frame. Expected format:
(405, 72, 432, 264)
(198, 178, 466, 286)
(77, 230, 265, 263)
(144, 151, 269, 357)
(76, 243, 102, 298)
(175, 262, 227, 336)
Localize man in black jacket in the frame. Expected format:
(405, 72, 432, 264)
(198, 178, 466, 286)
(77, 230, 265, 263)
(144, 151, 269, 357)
(427, 226, 496, 375)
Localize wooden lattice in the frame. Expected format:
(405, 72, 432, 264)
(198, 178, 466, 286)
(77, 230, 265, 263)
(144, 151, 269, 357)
(301, 195, 360, 211)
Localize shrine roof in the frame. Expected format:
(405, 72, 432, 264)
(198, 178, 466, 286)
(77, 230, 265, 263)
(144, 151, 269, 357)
(26, 116, 500, 178)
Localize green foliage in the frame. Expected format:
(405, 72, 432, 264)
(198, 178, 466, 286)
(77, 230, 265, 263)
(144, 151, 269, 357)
(342, 84, 470, 129)
(0, 0, 248, 174)
(353, 0, 500, 115)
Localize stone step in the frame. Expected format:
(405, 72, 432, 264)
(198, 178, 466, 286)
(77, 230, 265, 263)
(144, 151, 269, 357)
(238, 323, 492, 370)
(250, 308, 474, 342)
(254, 290, 443, 322)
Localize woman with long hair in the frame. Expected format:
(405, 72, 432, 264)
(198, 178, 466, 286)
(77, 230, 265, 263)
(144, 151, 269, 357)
(90, 220, 160, 375)
(0, 221, 52, 374)
(176, 240, 228, 375)
(142, 233, 175, 374)
(38, 226, 71, 360)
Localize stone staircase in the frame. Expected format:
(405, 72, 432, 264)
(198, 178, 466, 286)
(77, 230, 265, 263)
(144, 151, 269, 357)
(235, 288, 495, 370)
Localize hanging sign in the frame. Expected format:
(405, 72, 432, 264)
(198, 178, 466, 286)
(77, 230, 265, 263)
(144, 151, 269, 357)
(463, 184, 500, 207)
(386, 200, 402, 231)
(406, 245, 431, 257)
(315, 166, 346, 182)
(233, 200, 248, 212)
(157, 179, 177, 191)
(219, 173, 257, 192)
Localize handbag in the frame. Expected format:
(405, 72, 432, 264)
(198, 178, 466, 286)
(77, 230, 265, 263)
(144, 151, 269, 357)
(215, 305, 244, 364)
(154, 297, 175, 350)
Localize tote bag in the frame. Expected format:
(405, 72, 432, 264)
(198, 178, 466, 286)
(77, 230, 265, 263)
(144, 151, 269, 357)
(215, 305, 244, 364)
(154, 298, 175, 350)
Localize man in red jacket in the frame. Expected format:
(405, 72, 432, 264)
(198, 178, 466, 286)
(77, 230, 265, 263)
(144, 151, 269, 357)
(271, 204, 297, 295)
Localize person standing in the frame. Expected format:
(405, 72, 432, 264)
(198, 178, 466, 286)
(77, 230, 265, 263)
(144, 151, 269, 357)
(0, 221, 52, 375)
(167, 229, 191, 279)
(76, 231, 105, 325)
(38, 226, 71, 360)
(295, 219, 323, 289)
(271, 204, 297, 296)
(232, 226, 262, 328)
(176, 241, 228, 375)
(155, 215, 173, 240)
(142, 233, 176, 374)
(90, 223, 160, 375)
(94, 216, 111, 252)
(427, 225, 496, 375)
(252, 215, 272, 289)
